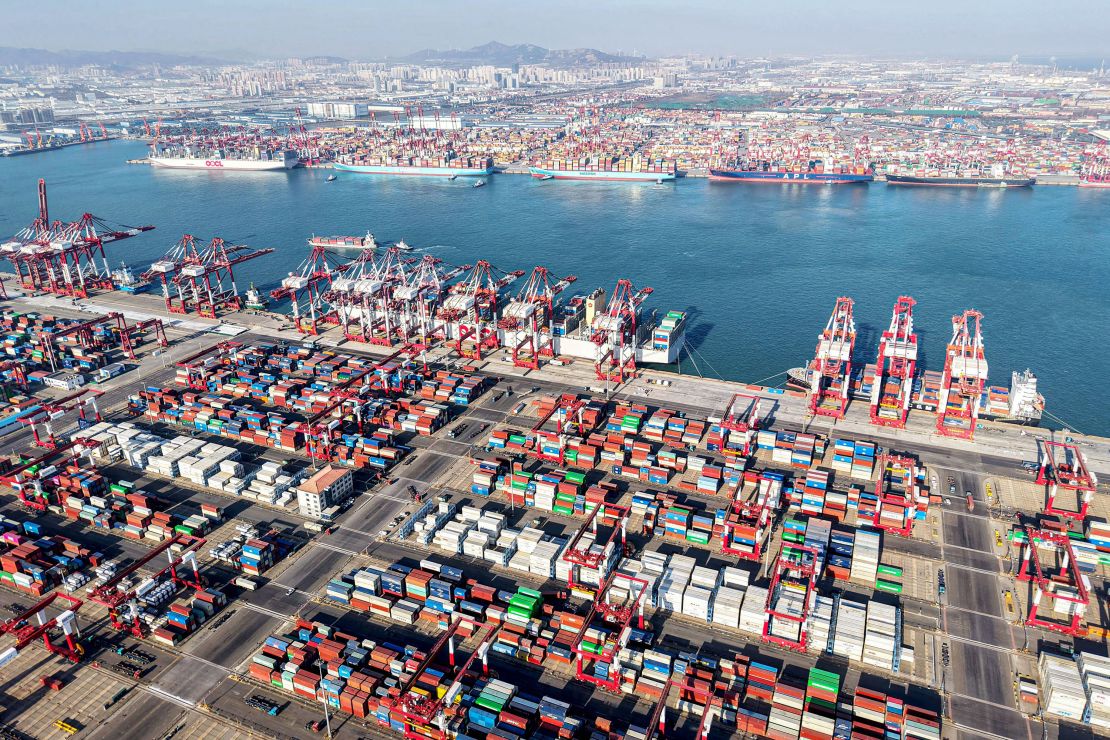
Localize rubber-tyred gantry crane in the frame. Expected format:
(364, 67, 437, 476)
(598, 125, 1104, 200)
(870, 452, 922, 536)
(497, 266, 577, 370)
(720, 392, 763, 458)
(641, 671, 727, 740)
(1, 179, 154, 298)
(721, 470, 778, 561)
(571, 571, 648, 693)
(174, 341, 240, 390)
(529, 393, 596, 465)
(19, 388, 103, 449)
(591, 279, 652, 383)
(762, 543, 819, 652)
(935, 309, 988, 439)
(561, 500, 630, 592)
(1, 436, 102, 511)
(1015, 526, 1089, 636)
(0, 592, 85, 668)
(1037, 439, 1098, 521)
(439, 260, 524, 361)
(270, 242, 354, 334)
(88, 533, 206, 637)
(870, 296, 918, 428)
(807, 296, 856, 419)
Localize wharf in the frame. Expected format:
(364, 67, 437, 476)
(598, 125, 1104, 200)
(7, 277, 1106, 478)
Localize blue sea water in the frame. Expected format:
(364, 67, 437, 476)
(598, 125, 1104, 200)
(1, 139, 1107, 434)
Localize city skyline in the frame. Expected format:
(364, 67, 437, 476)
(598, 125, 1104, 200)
(1, 0, 1108, 62)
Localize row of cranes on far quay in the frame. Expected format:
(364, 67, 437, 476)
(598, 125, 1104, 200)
(0, 180, 1087, 448)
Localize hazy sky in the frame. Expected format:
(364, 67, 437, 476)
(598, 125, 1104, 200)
(3, 0, 1107, 60)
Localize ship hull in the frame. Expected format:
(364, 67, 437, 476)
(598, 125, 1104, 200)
(886, 175, 1034, 188)
(530, 167, 675, 182)
(1078, 180, 1110, 189)
(709, 169, 873, 184)
(149, 156, 296, 171)
(333, 163, 493, 177)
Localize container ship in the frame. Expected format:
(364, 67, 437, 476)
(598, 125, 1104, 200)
(308, 232, 378, 251)
(1079, 159, 1110, 189)
(148, 142, 298, 171)
(886, 163, 1033, 188)
(333, 154, 493, 177)
(530, 156, 676, 182)
(710, 164, 873, 184)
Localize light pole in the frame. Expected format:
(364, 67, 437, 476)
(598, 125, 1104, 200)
(317, 661, 333, 739)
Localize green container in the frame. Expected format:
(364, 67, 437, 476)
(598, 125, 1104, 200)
(877, 564, 903, 578)
(580, 641, 601, 655)
(564, 471, 585, 485)
(475, 696, 504, 712)
(507, 606, 532, 619)
(518, 587, 543, 600)
(174, 525, 194, 535)
(553, 505, 574, 516)
(565, 450, 578, 463)
(875, 580, 903, 594)
(686, 531, 710, 545)
(805, 696, 837, 712)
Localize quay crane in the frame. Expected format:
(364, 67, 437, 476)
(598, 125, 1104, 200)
(935, 309, 988, 439)
(330, 246, 414, 345)
(870, 296, 918, 428)
(807, 296, 855, 419)
(2, 179, 154, 298)
(439, 260, 524, 361)
(497, 266, 577, 370)
(270, 243, 353, 334)
(143, 235, 272, 318)
(590, 279, 652, 384)
(393, 256, 470, 351)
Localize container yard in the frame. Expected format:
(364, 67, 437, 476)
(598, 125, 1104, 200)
(0, 269, 1105, 740)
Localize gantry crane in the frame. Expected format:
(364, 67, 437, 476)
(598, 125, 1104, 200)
(641, 671, 727, 740)
(497, 267, 577, 370)
(0, 593, 85, 669)
(807, 296, 856, 419)
(393, 256, 470, 350)
(331, 246, 414, 345)
(174, 341, 240, 389)
(571, 571, 648, 693)
(935, 309, 988, 439)
(1, 437, 101, 511)
(270, 243, 354, 334)
(721, 470, 778, 561)
(88, 533, 206, 637)
(2, 179, 154, 298)
(762, 543, 819, 652)
(590, 279, 652, 383)
(1037, 440, 1098, 521)
(719, 392, 763, 458)
(870, 296, 918, 428)
(529, 393, 595, 465)
(1015, 526, 1089, 636)
(870, 453, 922, 537)
(19, 388, 103, 448)
(144, 235, 272, 318)
(561, 500, 630, 592)
(439, 261, 524, 361)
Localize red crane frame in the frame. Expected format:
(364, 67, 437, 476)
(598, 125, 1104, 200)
(870, 453, 921, 536)
(870, 296, 918, 428)
(1015, 526, 1089, 636)
(762, 543, 819, 652)
(591, 279, 652, 383)
(560, 499, 630, 592)
(935, 309, 987, 439)
(720, 392, 763, 457)
(1037, 440, 1097, 521)
(0, 592, 85, 664)
(270, 243, 353, 334)
(497, 267, 576, 370)
(571, 571, 648, 693)
(807, 296, 856, 419)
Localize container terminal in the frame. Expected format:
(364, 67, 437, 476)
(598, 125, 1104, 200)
(0, 185, 1107, 740)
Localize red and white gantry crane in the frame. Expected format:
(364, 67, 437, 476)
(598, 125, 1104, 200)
(935, 309, 988, 439)
(870, 296, 918, 428)
(497, 266, 576, 370)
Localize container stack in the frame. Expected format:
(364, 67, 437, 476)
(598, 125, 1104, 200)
(1078, 652, 1110, 730)
(849, 527, 881, 584)
(739, 585, 769, 636)
(808, 595, 835, 654)
(862, 601, 900, 671)
(832, 596, 867, 662)
(1040, 652, 1087, 721)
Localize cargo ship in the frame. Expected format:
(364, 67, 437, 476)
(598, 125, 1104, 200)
(308, 232, 378, 251)
(1079, 159, 1109, 189)
(885, 163, 1033, 188)
(709, 162, 873, 184)
(110, 263, 150, 294)
(530, 156, 676, 182)
(148, 142, 298, 171)
(333, 154, 493, 177)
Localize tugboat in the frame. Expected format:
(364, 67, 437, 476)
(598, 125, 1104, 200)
(473, 179, 486, 188)
(326, 174, 337, 182)
(111, 262, 150, 294)
(393, 239, 414, 252)
(244, 283, 268, 310)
